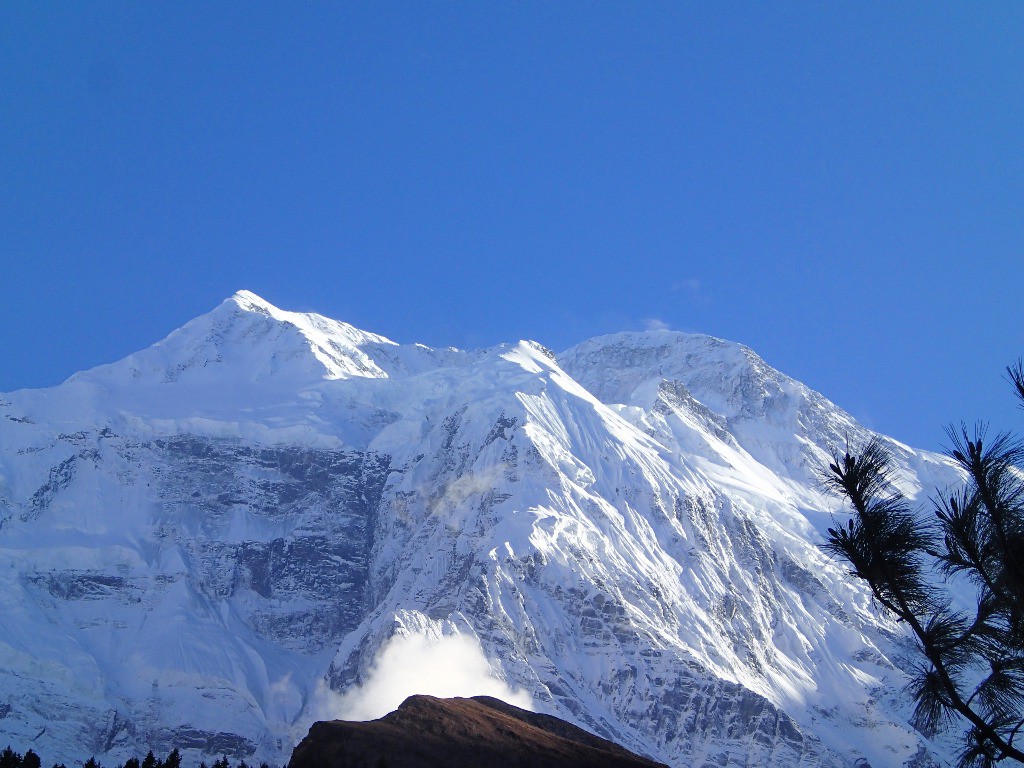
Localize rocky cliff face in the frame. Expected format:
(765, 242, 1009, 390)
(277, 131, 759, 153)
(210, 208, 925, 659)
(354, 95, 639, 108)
(0, 292, 961, 767)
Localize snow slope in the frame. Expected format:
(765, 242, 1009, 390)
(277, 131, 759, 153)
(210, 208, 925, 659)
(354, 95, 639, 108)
(0, 292, 963, 767)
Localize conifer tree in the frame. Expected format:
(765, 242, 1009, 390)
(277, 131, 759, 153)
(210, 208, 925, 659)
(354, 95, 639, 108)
(21, 751, 39, 768)
(825, 360, 1024, 766)
(0, 747, 22, 768)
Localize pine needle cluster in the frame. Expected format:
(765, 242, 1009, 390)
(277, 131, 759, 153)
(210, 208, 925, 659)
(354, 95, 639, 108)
(825, 361, 1024, 767)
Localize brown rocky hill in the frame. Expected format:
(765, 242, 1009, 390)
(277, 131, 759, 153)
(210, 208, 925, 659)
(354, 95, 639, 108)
(288, 695, 670, 768)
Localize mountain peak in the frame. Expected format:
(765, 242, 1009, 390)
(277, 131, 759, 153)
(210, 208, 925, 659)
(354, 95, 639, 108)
(65, 292, 400, 392)
(226, 289, 282, 315)
(557, 329, 751, 408)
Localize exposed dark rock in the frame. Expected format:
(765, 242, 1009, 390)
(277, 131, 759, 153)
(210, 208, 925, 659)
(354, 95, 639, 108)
(288, 695, 668, 768)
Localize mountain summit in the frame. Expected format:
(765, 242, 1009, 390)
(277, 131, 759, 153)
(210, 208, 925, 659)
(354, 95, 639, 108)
(0, 293, 959, 767)
(67, 290, 398, 389)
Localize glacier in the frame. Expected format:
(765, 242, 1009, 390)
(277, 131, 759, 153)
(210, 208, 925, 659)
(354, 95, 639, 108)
(0, 290, 964, 767)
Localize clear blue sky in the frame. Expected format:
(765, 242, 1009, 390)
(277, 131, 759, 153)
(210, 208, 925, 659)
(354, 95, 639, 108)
(1, 4, 1021, 452)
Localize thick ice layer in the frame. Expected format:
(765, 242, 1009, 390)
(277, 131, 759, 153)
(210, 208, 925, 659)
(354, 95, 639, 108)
(0, 293, 962, 767)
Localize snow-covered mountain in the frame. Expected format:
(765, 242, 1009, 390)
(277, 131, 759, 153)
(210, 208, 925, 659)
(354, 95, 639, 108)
(0, 291, 962, 767)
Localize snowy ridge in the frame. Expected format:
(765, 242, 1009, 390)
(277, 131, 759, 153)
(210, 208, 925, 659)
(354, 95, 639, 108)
(68, 290, 396, 387)
(0, 293, 962, 767)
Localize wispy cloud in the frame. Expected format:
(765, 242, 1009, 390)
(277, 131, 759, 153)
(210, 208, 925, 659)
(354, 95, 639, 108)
(670, 277, 711, 306)
(312, 632, 532, 722)
(643, 318, 670, 331)
(671, 278, 701, 293)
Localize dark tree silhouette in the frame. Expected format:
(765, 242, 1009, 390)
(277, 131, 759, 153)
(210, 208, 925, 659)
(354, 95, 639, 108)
(0, 748, 271, 768)
(0, 747, 21, 768)
(825, 360, 1024, 767)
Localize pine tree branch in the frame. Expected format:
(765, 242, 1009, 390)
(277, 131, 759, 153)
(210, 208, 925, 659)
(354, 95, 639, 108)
(883, 583, 1024, 762)
(825, 437, 1024, 764)
(1007, 360, 1024, 410)
(1009, 716, 1024, 748)
(883, 558, 1024, 763)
